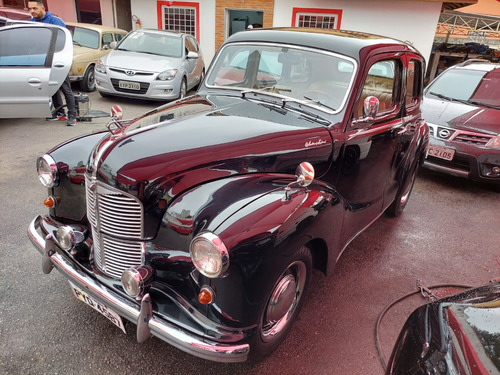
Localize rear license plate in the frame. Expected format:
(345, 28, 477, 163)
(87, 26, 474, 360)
(119, 80, 140, 90)
(70, 282, 126, 333)
(426, 145, 455, 161)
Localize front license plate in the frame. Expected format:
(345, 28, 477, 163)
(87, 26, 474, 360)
(70, 282, 126, 333)
(119, 80, 140, 90)
(426, 145, 455, 161)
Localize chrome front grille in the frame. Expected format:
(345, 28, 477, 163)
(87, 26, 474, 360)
(428, 124, 493, 145)
(86, 176, 144, 278)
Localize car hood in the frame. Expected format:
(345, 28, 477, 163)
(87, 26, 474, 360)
(386, 282, 500, 374)
(104, 49, 179, 72)
(73, 45, 99, 58)
(88, 95, 334, 202)
(422, 96, 500, 135)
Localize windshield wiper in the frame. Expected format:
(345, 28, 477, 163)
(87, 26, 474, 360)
(468, 100, 500, 110)
(429, 92, 471, 106)
(303, 96, 336, 112)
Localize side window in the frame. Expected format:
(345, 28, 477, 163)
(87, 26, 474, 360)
(185, 37, 195, 53)
(406, 59, 422, 107)
(102, 33, 113, 47)
(187, 36, 199, 52)
(115, 33, 124, 42)
(0, 27, 52, 66)
(357, 59, 400, 118)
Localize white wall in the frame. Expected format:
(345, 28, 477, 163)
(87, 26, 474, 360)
(130, 0, 216, 67)
(273, 0, 442, 65)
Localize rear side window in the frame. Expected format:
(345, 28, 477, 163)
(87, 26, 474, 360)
(0, 27, 52, 66)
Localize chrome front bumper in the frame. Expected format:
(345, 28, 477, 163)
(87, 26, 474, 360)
(28, 215, 249, 362)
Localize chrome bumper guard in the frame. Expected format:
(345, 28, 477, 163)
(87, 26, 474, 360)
(28, 215, 249, 362)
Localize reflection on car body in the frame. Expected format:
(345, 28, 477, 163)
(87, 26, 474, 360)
(28, 27, 428, 362)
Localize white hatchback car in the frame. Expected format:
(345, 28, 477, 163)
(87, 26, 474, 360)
(0, 23, 73, 118)
(95, 29, 204, 101)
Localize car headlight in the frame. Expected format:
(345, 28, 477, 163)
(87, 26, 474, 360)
(486, 135, 500, 149)
(189, 232, 229, 278)
(36, 155, 59, 188)
(157, 69, 178, 81)
(95, 59, 106, 74)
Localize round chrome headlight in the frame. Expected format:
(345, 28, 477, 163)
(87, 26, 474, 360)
(189, 232, 229, 278)
(36, 155, 59, 188)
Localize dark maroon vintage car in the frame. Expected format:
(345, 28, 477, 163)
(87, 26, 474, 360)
(28, 28, 428, 362)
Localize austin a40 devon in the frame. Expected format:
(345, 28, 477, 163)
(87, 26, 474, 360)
(29, 28, 428, 362)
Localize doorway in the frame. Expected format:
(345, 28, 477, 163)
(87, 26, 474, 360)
(227, 9, 263, 37)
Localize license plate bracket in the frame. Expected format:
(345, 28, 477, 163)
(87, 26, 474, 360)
(70, 282, 126, 334)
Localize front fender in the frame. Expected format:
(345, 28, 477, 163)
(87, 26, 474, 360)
(159, 174, 344, 327)
(45, 131, 108, 221)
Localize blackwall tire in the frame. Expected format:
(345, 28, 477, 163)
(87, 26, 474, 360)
(249, 245, 312, 361)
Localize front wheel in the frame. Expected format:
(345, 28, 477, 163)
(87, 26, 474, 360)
(178, 77, 187, 100)
(79, 65, 96, 92)
(249, 245, 312, 361)
(387, 161, 419, 217)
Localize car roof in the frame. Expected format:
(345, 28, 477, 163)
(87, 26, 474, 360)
(224, 27, 421, 60)
(453, 60, 500, 72)
(66, 22, 127, 34)
(131, 28, 186, 38)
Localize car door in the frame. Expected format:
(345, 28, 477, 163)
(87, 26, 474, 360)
(335, 53, 406, 244)
(184, 35, 202, 88)
(0, 23, 72, 118)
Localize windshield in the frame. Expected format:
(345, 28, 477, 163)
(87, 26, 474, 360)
(205, 43, 356, 113)
(117, 31, 182, 58)
(428, 67, 500, 107)
(68, 26, 99, 49)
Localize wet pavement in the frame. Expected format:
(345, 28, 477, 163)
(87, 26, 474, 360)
(1, 90, 499, 375)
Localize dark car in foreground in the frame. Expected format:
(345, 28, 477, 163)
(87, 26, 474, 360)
(422, 60, 500, 184)
(28, 27, 428, 362)
(386, 282, 500, 374)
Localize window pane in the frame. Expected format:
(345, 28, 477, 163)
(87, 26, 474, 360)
(0, 27, 51, 66)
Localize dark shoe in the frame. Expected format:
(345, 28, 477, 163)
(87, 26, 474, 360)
(47, 111, 67, 121)
(67, 115, 77, 126)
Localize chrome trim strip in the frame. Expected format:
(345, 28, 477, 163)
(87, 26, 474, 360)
(28, 216, 249, 363)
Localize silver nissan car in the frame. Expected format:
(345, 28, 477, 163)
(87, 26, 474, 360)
(95, 29, 204, 101)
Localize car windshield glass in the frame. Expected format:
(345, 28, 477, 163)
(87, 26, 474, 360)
(428, 68, 500, 107)
(205, 43, 356, 113)
(68, 26, 99, 49)
(117, 31, 182, 58)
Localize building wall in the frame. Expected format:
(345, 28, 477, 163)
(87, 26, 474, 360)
(274, 0, 441, 64)
(459, 0, 500, 16)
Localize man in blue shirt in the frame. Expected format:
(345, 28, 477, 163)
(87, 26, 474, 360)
(28, 1, 77, 126)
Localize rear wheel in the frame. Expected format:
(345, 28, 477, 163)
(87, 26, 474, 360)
(249, 245, 312, 361)
(79, 65, 96, 92)
(387, 161, 418, 217)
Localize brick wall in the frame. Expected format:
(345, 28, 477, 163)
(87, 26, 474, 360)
(215, 0, 275, 49)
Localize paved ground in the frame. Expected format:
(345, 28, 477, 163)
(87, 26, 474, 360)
(1, 90, 499, 375)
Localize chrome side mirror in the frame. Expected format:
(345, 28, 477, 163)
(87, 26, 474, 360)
(285, 162, 315, 200)
(352, 96, 379, 126)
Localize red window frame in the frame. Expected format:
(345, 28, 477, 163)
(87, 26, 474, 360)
(291, 8, 343, 29)
(156, 1, 200, 42)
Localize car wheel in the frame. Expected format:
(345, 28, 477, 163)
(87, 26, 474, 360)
(249, 245, 312, 361)
(195, 69, 205, 90)
(387, 160, 418, 217)
(179, 78, 187, 99)
(80, 65, 96, 92)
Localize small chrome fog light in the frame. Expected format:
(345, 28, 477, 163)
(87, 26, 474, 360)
(121, 266, 155, 299)
(56, 226, 84, 250)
